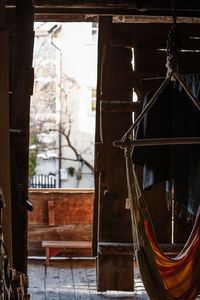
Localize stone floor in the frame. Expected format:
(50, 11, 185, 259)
(28, 258, 149, 300)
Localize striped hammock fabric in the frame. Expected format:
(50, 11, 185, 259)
(125, 150, 200, 300)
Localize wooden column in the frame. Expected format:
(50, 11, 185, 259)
(0, 5, 13, 265)
(92, 13, 104, 258)
(95, 17, 134, 292)
(10, 0, 34, 273)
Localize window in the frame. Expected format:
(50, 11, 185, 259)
(91, 22, 98, 43)
(90, 88, 96, 113)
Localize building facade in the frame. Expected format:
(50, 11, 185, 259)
(30, 22, 97, 188)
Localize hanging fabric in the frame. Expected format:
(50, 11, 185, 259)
(132, 73, 200, 215)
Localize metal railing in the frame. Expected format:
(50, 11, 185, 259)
(29, 174, 56, 189)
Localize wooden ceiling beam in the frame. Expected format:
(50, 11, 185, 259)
(113, 16, 200, 24)
(6, 6, 200, 23)
(5, 0, 200, 19)
(33, 8, 200, 22)
(5, 1, 200, 22)
(33, 7, 200, 16)
(35, 11, 200, 23)
(34, 13, 98, 22)
(5, 0, 200, 10)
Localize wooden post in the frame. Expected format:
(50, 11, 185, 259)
(0, 22, 13, 265)
(95, 17, 134, 292)
(10, 0, 34, 273)
(48, 201, 55, 226)
(92, 13, 104, 257)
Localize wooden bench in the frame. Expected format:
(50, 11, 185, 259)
(42, 241, 92, 265)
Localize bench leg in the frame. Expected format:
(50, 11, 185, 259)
(49, 248, 62, 258)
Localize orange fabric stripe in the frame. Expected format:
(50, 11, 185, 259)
(144, 219, 200, 299)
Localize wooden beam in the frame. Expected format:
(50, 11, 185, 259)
(0, 2, 5, 27)
(35, 13, 200, 23)
(98, 242, 184, 255)
(35, 13, 98, 22)
(93, 16, 115, 260)
(96, 17, 134, 292)
(98, 242, 134, 255)
(0, 27, 13, 266)
(30, 8, 200, 20)
(113, 15, 200, 23)
(114, 137, 200, 148)
(10, 0, 34, 274)
(5, 0, 200, 10)
(101, 101, 142, 112)
(5, 6, 200, 23)
(5, 4, 200, 20)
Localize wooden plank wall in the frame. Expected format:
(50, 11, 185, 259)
(112, 22, 200, 243)
(94, 19, 200, 292)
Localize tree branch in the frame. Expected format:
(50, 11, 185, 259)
(48, 127, 94, 172)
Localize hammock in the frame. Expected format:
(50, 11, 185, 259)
(114, 71, 200, 300)
(126, 151, 200, 300)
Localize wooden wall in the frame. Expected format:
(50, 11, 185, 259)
(0, 21, 13, 266)
(120, 22, 200, 244)
(28, 189, 94, 256)
(94, 17, 200, 292)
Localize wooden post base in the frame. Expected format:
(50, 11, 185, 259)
(97, 254, 134, 292)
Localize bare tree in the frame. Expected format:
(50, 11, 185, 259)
(30, 26, 94, 186)
(49, 126, 94, 173)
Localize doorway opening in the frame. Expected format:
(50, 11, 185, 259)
(28, 21, 97, 267)
(29, 22, 97, 189)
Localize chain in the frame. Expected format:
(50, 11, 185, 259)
(166, 0, 180, 77)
